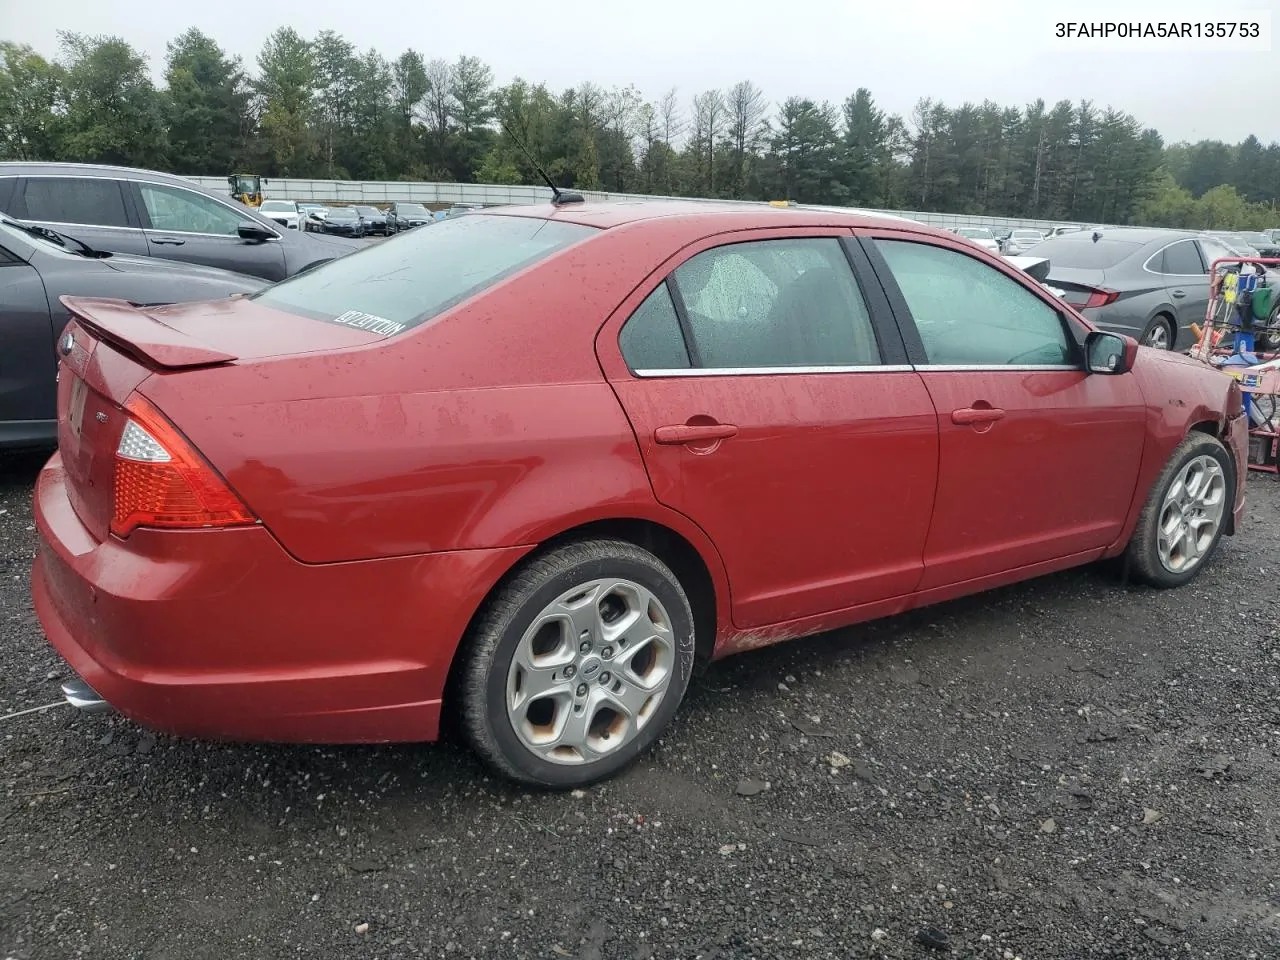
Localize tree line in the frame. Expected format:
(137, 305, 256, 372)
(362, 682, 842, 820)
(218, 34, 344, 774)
(1, 30, 1278, 229)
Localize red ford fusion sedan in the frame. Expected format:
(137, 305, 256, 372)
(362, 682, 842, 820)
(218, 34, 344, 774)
(32, 201, 1247, 787)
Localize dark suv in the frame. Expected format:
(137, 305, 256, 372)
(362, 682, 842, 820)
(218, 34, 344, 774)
(386, 201, 434, 233)
(0, 163, 365, 282)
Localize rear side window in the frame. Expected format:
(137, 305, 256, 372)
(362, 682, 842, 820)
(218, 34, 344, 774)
(670, 238, 880, 369)
(1027, 236, 1140, 269)
(1157, 240, 1204, 276)
(20, 177, 130, 228)
(619, 283, 691, 371)
(252, 214, 596, 335)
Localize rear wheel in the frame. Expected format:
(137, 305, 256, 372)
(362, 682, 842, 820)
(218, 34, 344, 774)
(1258, 301, 1280, 351)
(1140, 316, 1174, 350)
(459, 540, 696, 788)
(1126, 433, 1234, 588)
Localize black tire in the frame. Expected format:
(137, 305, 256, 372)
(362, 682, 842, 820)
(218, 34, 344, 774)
(1140, 315, 1175, 350)
(1126, 432, 1235, 588)
(1259, 302, 1280, 351)
(459, 539, 696, 788)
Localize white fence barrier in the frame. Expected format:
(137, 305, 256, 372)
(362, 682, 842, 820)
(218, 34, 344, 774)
(190, 176, 1102, 234)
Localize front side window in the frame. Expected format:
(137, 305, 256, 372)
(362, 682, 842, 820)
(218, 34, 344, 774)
(139, 183, 249, 236)
(669, 238, 880, 369)
(875, 239, 1074, 367)
(253, 214, 596, 335)
(21, 177, 130, 228)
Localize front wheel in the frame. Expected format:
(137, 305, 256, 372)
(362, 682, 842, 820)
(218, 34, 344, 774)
(1126, 432, 1234, 588)
(459, 540, 696, 788)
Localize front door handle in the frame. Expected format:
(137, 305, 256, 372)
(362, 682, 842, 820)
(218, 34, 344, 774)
(151, 237, 186, 246)
(655, 423, 739, 445)
(952, 407, 1006, 425)
(1171, 289, 1186, 298)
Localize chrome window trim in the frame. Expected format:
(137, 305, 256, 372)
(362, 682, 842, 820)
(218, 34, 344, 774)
(1142, 239, 1204, 278)
(913, 363, 1081, 372)
(142, 227, 283, 242)
(13, 173, 282, 241)
(633, 365, 914, 377)
(631, 363, 1081, 377)
(9, 217, 144, 234)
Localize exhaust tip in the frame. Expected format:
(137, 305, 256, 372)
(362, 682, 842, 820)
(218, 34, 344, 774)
(61, 676, 112, 714)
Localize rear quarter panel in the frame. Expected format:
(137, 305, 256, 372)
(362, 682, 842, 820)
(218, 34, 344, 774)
(140, 224, 733, 574)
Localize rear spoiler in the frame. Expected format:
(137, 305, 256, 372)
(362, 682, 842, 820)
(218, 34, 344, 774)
(60, 296, 238, 370)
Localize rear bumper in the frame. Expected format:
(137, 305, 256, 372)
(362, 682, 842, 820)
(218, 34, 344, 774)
(32, 453, 530, 743)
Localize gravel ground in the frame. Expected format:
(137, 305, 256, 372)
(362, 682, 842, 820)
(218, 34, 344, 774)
(2, 449, 1278, 960)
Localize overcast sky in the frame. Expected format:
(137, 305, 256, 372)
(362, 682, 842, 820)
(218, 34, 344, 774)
(3, 0, 1277, 145)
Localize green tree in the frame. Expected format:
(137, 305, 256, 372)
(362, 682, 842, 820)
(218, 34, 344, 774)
(255, 28, 315, 177)
(58, 32, 166, 167)
(450, 55, 495, 180)
(164, 29, 251, 175)
(1194, 184, 1251, 229)
(1134, 170, 1196, 227)
(391, 50, 428, 173)
(840, 88, 889, 206)
(767, 97, 842, 204)
(0, 42, 65, 160)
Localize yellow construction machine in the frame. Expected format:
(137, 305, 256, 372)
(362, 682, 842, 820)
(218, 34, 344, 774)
(228, 173, 267, 207)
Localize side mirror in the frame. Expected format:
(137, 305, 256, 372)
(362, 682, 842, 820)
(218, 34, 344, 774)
(1085, 331, 1138, 374)
(237, 221, 275, 242)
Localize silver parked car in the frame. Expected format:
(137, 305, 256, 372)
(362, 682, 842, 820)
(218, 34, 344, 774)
(954, 226, 1000, 254)
(1001, 228, 1048, 255)
(1032, 227, 1276, 350)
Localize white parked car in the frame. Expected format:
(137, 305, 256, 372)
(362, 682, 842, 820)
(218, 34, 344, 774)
(1002, 228, 1048, 256)
(955, 226, 1000, 254)
(1005, 255, 1066, 298)
(258, 199, 301, 230)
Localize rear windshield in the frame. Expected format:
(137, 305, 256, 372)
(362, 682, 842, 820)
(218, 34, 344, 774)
(396, 203, 430, 216)
(1027, 236, 1141, 269)
(252, 214, 597, 335)
(959, 228, 994, 239)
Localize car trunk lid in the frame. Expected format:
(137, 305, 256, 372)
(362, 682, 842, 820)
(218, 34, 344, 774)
(62, 294, 390, 363)
(1043, 266, 1112, 309)
(55, 296, 389, 542)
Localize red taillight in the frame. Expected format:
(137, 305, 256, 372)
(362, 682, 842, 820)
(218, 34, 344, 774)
(1065, 288, 1120, 310)
(111, 394, 256, 537)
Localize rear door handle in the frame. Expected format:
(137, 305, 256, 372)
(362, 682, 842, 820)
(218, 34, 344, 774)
(952, 407, 1006, 425)
(1171, 289, 1186, 298)
(151, 237, 186, 246)
(655, 423, 739, 445)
